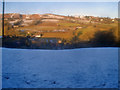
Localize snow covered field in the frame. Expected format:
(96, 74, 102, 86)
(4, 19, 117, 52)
(2, 48, 118, 88)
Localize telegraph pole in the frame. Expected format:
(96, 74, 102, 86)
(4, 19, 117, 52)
(2, 0, 5, 38)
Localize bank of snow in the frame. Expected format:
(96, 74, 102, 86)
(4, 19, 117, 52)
(2, 48, 118, 88)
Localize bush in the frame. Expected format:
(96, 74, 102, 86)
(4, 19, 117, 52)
(91, 31, 116, 46)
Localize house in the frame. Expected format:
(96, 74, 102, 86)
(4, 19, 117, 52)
(112, 19, 115, 22)
(35, 34, 43, 38)
(58, 40, 62, 44)
(100, 19, 104, 21)
(35, 35, 41, 38)
(13, 25, 19, 28)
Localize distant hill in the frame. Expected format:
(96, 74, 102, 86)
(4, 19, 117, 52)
(3, 13, 66, 20)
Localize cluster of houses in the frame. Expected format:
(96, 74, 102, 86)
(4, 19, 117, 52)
(68, 15, 116, 24)
(30, 36, 63, 45)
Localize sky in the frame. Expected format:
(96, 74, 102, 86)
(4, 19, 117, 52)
(0, 2, 118, 18)
(1, 0, 120, 2)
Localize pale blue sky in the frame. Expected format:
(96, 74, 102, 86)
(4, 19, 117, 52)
(1, 2, 118, 18)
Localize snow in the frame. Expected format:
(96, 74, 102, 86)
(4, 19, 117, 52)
(2, 48, 118, 88)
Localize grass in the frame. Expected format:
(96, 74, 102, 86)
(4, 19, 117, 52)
(58, 22, 80, 27)
(43, 31, 74, 39)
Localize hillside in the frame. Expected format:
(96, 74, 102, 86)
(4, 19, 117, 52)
(2, 13, 119, 47)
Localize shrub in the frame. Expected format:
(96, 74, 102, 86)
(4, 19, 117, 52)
(91, 31, 116, 46)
